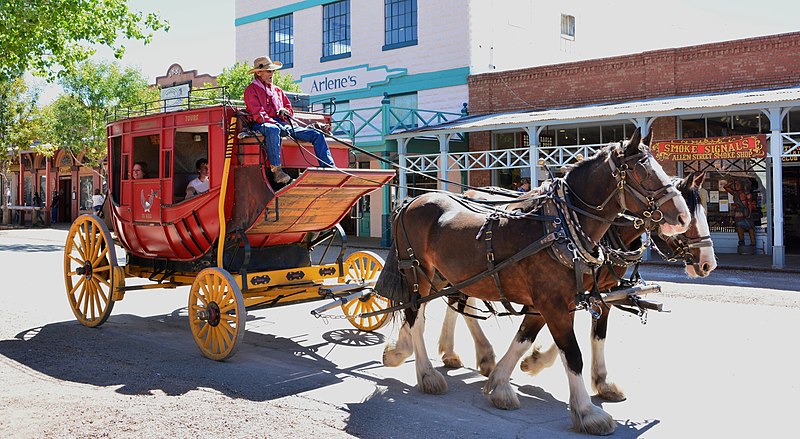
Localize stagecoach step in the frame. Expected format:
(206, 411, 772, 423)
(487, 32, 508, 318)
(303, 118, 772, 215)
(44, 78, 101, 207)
(600, 283, 661, 304)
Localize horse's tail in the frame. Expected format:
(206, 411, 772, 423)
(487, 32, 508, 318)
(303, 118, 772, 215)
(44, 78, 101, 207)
(375, 242, 411, 304)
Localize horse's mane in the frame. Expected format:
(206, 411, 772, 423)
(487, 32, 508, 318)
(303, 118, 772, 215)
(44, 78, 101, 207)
(675, 177, 701, 215)
(562, 143, 614, 178)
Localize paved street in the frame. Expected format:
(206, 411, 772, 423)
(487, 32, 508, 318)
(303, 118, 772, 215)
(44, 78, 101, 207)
(1, 226, 798, 438)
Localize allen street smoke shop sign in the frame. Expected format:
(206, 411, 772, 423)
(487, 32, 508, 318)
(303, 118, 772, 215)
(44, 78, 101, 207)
(651, 135, 767, 161)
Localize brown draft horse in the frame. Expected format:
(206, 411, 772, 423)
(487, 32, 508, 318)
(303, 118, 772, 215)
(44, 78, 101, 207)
(434, 172, 716, 414)
(375, 129, 691, 435)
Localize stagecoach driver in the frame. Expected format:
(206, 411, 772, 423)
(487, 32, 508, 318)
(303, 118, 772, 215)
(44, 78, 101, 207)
(244, 56, 334, 184)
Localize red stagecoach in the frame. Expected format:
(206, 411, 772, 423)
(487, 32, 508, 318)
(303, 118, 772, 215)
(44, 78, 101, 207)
(63, 88, 395, 360)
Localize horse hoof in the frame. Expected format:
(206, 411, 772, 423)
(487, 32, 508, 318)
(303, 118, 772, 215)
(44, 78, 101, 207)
(382, 344, 410, 367)
(594, 381, 626, 402)
(520, 345, 558, 376)
(483, 377, 520, 410)
(477, 354, 496, 377)
(571, 404, 616, 436)
(418, 369, 448, 395)
(441, 353, 464, 369)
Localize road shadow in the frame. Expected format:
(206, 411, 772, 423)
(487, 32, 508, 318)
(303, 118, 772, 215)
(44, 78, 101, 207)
(0, 311, 662, 438)
(344, 364, 661, 438)
(0, 243, 63, 253)
(0, 310, 385, 402)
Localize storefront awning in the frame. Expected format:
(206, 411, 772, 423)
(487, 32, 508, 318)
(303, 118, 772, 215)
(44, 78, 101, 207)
(386, 86, 800, 139)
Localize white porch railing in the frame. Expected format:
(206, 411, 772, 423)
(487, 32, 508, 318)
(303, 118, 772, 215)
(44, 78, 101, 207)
(405, 142, 609, 173)
(404, 133, 800, 175)
(780, 132, 800, 158)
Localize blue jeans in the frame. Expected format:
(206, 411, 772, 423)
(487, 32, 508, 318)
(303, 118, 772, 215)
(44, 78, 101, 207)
(252, 120, 334, 168)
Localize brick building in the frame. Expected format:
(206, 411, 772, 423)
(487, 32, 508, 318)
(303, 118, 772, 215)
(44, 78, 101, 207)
(388, 32, 800, 267)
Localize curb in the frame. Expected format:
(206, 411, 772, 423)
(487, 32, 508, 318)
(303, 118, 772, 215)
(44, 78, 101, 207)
(343, 241, 800, 274)
(640, 259, 800, 274)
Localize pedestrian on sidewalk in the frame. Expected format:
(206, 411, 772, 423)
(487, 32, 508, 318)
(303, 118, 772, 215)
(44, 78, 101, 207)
(92, 188, 105, 217)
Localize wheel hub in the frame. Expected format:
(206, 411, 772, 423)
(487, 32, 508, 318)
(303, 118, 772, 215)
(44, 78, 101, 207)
(76, 261, 93, 279)
(197, 302, 221, 326)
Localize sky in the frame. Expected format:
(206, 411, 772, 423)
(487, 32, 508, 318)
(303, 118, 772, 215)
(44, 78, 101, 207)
(115, 0, 236, 82)
(32, 0, 800, 104)
(34, 0, 236, 104)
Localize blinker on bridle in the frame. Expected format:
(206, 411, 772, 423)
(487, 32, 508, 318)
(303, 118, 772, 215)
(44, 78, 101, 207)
(584, 142, 679, 229)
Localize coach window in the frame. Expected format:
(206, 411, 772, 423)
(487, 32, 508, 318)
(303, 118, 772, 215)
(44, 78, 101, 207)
(172, 127, 209, 202)
(132, 134, 160, 179)
(110, 137, 122, 203)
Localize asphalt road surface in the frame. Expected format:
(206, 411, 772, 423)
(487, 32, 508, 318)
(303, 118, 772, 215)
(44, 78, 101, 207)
(1, 227, 798, 438)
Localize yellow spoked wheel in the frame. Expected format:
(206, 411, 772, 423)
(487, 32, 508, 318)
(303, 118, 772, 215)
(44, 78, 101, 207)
(64, 214, 122, 327)
(341, 251, 392, 331)
(188, 267, 246, 360)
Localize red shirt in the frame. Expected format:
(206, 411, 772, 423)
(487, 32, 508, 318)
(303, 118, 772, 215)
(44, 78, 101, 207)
(243, 79, 294, 124)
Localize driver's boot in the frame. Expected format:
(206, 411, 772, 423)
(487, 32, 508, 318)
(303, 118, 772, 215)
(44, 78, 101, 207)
(271, 165, 291, 184)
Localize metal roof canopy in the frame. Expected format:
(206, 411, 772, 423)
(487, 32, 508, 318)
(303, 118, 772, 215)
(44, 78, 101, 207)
(386, 86, 800, 139)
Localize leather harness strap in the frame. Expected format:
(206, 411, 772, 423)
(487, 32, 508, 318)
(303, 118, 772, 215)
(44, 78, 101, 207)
(482, 215, 531, 316)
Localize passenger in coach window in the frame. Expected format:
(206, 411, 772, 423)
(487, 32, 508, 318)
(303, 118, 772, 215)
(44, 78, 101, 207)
(185, 158, 210, 199)
(132, 162, 148, 179)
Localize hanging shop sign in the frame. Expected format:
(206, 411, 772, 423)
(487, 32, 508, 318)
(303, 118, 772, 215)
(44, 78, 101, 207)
(651, 135, 767, 161)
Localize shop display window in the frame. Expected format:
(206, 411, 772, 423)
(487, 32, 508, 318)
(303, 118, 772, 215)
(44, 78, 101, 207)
(698, 171, 766, 233)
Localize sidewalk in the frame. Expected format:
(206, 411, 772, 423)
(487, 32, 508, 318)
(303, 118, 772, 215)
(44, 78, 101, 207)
(344, 236, 800, 274)
(4, 225, 799, 274)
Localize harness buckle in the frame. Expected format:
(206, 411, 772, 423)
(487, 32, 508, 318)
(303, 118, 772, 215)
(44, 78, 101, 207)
(487, 252, 495, 262)
(650, 209, 664, 223)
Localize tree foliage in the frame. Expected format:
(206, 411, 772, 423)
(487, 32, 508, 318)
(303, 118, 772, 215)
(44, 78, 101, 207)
(0, 77, 49, 187)
(42, 60, 155, 166)
(211, 62, 301, 102)
(0, 0, 169, 81)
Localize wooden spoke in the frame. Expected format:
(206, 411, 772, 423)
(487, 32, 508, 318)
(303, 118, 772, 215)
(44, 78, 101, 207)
(188, 268, 245, 361)
(340, 251, 392, 331)
(64, 215, 121, 328)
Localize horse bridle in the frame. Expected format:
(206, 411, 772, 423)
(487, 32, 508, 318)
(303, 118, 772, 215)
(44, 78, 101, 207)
(567, 142, 680, 230)
(655, 228, 713, 269)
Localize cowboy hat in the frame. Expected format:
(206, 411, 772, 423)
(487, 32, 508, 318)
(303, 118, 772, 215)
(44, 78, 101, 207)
(247, 56, 283, 74)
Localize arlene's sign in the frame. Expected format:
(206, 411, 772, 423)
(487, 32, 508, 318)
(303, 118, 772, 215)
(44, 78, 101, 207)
(298, 65, 406, 95)
(651, 135, 767, 161)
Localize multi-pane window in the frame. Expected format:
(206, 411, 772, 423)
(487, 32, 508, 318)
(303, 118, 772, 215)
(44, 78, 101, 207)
(384, 0, 417, 50)
(322, 0, 351, 61)
(561, 14, 575, 39)
(270, 14, 293, 68)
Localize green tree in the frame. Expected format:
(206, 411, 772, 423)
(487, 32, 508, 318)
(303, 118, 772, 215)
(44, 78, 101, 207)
(0, 0, 169, 81)
(0, 78, 50, 194)
(43, 60, 155, 166)
(211, 61, 301, 102)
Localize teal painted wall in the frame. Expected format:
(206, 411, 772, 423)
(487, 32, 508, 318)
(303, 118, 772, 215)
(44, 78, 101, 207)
(303, 67, 469, 102)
